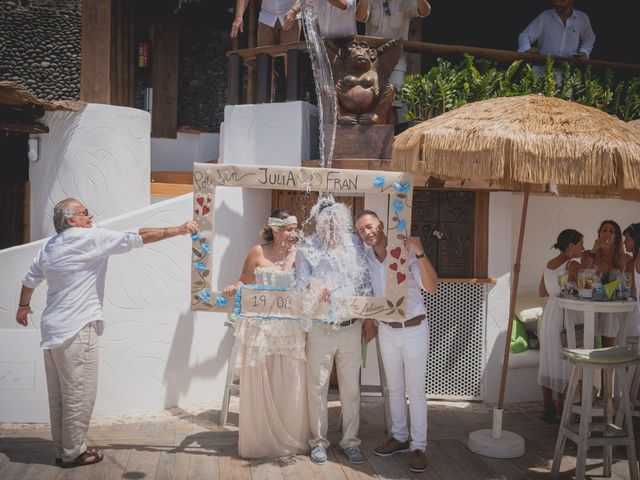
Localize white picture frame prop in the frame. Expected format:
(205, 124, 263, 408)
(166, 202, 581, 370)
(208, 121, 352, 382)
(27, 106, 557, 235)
(190, 163, 414, 321)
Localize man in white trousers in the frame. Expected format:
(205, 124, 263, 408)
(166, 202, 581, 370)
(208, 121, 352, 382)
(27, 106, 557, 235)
(356, 209, 437, 473)
(16, 197, 197, 469)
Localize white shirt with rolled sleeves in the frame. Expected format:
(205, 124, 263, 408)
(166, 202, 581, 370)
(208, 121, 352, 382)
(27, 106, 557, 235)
(518, 9, 596, 58)
(258, 0, 297, 27)
(364, 246, 426, 320)
(317, 0, 357, 39)
(22, 226, 144, 349)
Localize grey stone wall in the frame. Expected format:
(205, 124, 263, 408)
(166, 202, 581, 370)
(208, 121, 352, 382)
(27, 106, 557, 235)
(177, 27, 229, 130)
(0, 1, 81, 100)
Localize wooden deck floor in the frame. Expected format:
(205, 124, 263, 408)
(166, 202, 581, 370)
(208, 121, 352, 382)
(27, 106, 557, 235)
(0, 401, 635, 480)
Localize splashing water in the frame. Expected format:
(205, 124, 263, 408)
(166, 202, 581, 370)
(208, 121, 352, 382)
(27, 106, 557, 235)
(300, 0, 337, 168)
(295, 195, 371, 328)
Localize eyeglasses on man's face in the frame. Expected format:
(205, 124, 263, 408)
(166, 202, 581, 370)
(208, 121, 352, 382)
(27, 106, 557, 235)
(73, 208, 90, 217)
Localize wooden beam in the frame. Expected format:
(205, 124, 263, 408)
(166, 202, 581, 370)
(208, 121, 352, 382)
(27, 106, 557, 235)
(80, 0, 112, 103)
(227, 36, 640, 72)
(474, 191, 489, 279)
(151, 171, 193, 184)
(151, 15, 180, 138)
(0, 123, 49, 134)
(150, 182, 193, 196)
(109, 0, 135, 106)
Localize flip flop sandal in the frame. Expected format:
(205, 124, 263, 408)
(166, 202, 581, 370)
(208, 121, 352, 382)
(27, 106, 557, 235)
(61, 449, 104, 469)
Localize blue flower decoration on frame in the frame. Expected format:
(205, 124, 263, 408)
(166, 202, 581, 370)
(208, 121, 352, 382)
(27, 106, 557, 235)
(199, 290, 212, 302)
(397, 219, 407, 231)
(392, 199, 404, 213)
(195, 262, 206, 270)
(191, 232, 201, 241)
(393, 182, 411, 194)
(201, 243, 211, 254)
(373, 176, 385, 189)
(215, 296, 228, 307)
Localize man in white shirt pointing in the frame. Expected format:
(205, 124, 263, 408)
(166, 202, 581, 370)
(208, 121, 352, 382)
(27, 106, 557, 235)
(356, 209, 437, 473)
(518, 0, 595, 60)
(16, 198, 197, 469)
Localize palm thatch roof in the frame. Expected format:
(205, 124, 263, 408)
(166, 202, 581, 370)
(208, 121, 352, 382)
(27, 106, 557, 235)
(392, 95, 640, 197)
(629, 119, 640, 131)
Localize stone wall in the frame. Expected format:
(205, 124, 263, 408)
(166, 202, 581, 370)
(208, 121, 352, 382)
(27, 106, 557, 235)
(177, 27, 229, 129)
(0, 1, 81, 100)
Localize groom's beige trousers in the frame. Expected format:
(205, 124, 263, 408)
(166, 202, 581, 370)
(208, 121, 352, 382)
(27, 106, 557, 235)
(306, 320, 362, 450)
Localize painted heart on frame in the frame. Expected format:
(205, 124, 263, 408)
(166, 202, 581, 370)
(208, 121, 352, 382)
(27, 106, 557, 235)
(396, 272, 407, 284)
(202, 205, 211, 215)
(196, 196, 205, 206)
(400, 258, 406, 265)
(390, 263, 398, 271)
(390, 247, 402, 259)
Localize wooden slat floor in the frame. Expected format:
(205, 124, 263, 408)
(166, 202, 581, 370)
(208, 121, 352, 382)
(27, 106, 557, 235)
(0, 401, 636, 480)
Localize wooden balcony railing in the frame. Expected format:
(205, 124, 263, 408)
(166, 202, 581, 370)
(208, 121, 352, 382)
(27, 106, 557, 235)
(226, 36, 640, 106)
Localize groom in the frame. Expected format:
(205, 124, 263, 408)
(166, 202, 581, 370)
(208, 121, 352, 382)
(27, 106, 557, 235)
(295, 196, 372, 465)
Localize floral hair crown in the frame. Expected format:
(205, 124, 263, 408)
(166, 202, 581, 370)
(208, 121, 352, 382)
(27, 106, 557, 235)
(267, 215, 298, 228)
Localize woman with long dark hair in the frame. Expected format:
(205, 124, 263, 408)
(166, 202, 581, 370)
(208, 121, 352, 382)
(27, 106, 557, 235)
(538, 229, 584, 422)
(583, 220, 631, 346)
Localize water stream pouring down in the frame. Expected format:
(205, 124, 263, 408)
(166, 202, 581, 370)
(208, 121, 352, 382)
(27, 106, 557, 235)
(300, 0, 337, 170)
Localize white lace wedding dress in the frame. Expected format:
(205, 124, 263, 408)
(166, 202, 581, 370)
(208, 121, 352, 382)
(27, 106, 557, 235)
(230, 267, 309, 458)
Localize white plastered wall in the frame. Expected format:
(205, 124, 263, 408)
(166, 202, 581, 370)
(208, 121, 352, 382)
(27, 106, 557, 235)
(151, 132, 220, 171)
(29, 104, 151, 241)
(0, 196, 234, 421)
(0, 101, 320, 423)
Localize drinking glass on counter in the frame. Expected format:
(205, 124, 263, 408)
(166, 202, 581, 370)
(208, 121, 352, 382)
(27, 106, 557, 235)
(578, 269, 595, 298)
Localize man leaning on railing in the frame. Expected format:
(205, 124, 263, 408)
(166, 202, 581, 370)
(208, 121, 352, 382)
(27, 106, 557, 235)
(517, 0, 595, 62)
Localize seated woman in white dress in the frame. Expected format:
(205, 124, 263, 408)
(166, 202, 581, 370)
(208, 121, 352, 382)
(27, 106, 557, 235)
(222, 209, 309, 459)
(538, 229, 584, 423)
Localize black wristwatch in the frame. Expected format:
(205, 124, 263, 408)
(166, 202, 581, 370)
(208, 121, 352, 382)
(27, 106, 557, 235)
(416, 252, 425, 259)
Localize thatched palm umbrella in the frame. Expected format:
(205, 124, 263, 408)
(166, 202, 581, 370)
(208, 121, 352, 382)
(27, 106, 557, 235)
(392, 94, 640, 457)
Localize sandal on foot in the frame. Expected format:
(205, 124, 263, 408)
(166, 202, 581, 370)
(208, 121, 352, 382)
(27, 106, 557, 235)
(61, 449, 103, 468)
(541, 409, 559, 424)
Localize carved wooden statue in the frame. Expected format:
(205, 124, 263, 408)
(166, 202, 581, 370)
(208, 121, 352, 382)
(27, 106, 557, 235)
(327, 39, 403, 125)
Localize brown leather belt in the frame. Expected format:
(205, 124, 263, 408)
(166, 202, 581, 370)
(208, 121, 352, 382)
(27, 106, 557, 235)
(383, 314, 426, 329)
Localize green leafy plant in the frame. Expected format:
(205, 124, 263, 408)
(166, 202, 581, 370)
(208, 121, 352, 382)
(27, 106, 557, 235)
(398, 55, 640, 123)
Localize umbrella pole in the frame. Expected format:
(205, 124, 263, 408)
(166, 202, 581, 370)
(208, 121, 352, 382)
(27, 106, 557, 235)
(468, 188, 529, 458)
(498, 188, 530, 410)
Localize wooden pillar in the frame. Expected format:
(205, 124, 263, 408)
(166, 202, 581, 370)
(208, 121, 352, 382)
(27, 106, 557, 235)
(80, 0, 112, 103)
(286, 49, 302, 101)
(228, 54, 244, 105)
(255, 53, 272, 103)
(110, 0, 135, 106)
(81, 0, 135, 106)
(246, 0, 257, 103)
(151, 15, 180, 138)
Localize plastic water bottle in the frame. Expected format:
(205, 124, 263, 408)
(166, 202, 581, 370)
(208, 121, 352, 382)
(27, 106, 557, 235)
(593, 277, 603, 301)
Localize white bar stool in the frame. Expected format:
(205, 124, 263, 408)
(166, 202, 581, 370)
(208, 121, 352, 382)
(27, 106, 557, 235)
(551, 347, 640, 480)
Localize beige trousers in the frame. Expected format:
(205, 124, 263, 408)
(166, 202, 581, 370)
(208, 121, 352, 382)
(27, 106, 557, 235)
(306, 321, 362, 450)
(43, 322, 99, 462)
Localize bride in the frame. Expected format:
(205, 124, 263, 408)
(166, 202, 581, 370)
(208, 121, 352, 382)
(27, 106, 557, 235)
(222, 209, 309, 458)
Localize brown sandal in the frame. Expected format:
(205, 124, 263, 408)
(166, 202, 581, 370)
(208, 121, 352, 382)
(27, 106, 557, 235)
(60, 449, 103, 468)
